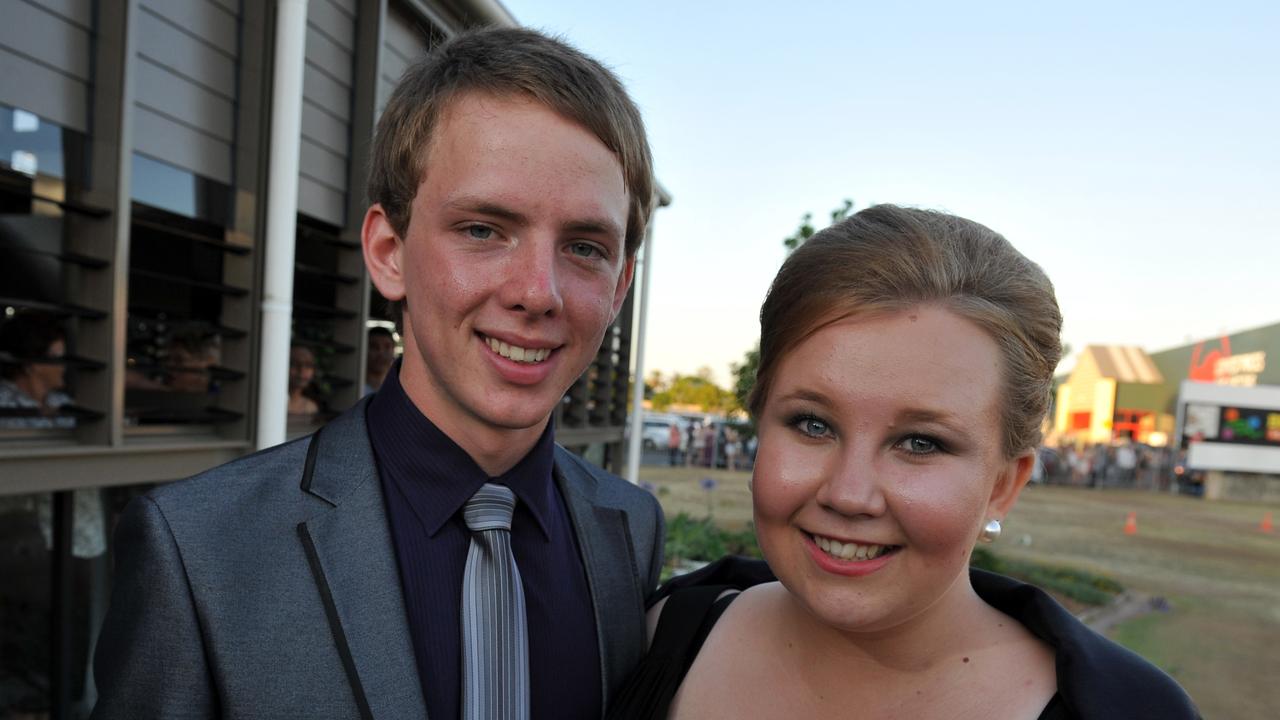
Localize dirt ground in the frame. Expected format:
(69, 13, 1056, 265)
(640, 466, 1280, 719)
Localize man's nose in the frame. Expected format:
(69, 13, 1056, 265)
(504, 238, 565, 317)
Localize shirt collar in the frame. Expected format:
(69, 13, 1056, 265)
(366, 359, 556, 540)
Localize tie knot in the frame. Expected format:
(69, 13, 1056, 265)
(463, 483, 516, 532)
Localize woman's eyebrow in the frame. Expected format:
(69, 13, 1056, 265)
(894, 408, 967, 434)
(773, 388, 832, 408)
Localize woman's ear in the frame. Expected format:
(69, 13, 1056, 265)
(362, 204, 406, 302)
(986, 451, 1036, 522)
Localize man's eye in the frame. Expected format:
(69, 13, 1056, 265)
(465, 225, 493, 240)
(569, 242, 603, 259)
(897, 436, 940, 455)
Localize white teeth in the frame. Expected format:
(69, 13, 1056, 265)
(486, 336, 551, 364)
(813, 534, 888, 562)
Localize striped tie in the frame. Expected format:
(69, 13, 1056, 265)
(461, 483, 530, 720)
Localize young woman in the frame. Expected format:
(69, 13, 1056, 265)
(611, 205, 1198, 719)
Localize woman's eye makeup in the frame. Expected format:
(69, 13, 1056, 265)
(895, 434, 946, 455)
(788, 413, 833, 438)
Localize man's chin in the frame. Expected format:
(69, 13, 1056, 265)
(472, 394, 561, 433)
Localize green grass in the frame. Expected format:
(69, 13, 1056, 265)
(970, 547, 1122, 606)
(640, 466, 1280, 719)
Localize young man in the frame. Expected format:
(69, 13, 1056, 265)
(92, 28, 664, 719)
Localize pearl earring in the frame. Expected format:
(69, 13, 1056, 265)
(979, 518, 1002, 543)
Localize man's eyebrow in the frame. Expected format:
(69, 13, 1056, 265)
(442, 197, 623, 240)
(443, 197, 530, 225)
(562, 217, 624, 240)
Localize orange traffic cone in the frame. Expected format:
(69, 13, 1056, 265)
(1262, 512, 1274, 534)
(1123, 511, 1138, 536)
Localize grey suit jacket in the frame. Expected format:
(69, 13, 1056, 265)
(91, 399, 665, 719)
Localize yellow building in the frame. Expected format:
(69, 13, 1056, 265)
(1053, 345, 1170, 446)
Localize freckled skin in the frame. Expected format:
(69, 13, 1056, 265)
(752, 306, 1023, 634)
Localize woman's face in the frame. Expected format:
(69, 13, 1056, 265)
(752, 305, 1031, 633)
(289, 346, 316, 391)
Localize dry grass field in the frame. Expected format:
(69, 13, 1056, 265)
(639, 465, 1280, 719)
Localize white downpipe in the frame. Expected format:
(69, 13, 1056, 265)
(256, 0, 308, 450)
(625, 224, 656, 483)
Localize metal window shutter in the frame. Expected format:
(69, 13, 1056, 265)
(132, 0, 238, 184)
(297, 0, 357, 226)
(0, 0, 93, 131)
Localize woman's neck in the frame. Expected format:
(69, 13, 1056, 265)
(778, 573, 1001, 675)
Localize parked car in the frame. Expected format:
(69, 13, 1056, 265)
(633, 413, 690, 450)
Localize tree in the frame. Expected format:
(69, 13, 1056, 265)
(731, 344, 759, 412)
(782, 198, 854, 252)
(649, 370, 739, 414)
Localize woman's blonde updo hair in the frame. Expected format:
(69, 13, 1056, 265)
(748, 204, 1063, 459)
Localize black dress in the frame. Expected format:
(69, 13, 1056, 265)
(607, 557, 1198, 720)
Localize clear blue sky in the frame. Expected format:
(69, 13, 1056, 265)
(502, 0, 1280, 385)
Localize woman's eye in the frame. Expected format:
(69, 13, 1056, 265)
(465, 225, 493, 240)
(569, 241, 603, 259)
(897, 436, 940, 455)
(793, 416, 830, 438)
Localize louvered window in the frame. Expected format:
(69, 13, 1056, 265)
(288, 217, 363, 434)
(124, 156, 250, 432)
(0, 105, 108, 441)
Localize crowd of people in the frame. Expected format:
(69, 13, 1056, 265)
(666, 420, 755, 471)
(1038, 440, 1184, 492)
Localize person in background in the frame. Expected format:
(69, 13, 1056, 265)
(364, 326, 396, 396)
(0, 312, 74, 429)
(723, 426, 740, 471)
(288, 344, 320, 416)
(701, 422, 716, 467)
(0, 312, 106, 715)
(610, 205, 1199, 719)
(126, 330, 223, 394)
(668, 421, 682, 466)
(164, 332, 221, 394)
(690, 422, 706, 467)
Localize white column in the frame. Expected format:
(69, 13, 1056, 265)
(625, 224, 656, 483)
(256, 0, 308, 449)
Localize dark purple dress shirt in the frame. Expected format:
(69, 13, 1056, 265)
(367, 363, 601, 719)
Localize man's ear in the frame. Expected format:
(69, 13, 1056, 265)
(610, 254, 637, 321)
(985, 451, 1036, 522)
(362, 204, 406, 302)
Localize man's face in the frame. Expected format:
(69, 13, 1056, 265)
(166, 345, 214, 393)
(366, 333, 395, 376)
(371, 92, 633, 447)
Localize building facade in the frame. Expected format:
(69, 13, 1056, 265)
(0, 1, 666, 714)
(1052, 321, 1280, 500)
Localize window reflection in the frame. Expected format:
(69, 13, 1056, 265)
(130, 154, 230, 224)
(0, 312, 76, 430)
(0, 105, 66, 180)
(125, 174, 245, 428)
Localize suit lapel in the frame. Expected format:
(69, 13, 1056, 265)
(299, 401, 428, 720)
(553, 448, 647, 708)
